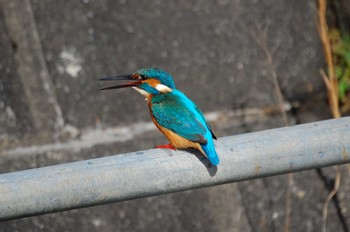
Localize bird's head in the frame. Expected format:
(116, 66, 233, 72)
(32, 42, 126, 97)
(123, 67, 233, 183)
(99, 68, 176, 96)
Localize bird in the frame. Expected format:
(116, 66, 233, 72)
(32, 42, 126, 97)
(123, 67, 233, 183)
(99, 68, 220, 166)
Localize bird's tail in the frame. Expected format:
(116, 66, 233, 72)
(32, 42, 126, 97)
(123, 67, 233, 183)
(200, 140, 220, 166)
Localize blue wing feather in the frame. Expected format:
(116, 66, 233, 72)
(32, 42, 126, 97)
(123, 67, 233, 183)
(151, 90, 220, 165)
(151, 90, 208, 143)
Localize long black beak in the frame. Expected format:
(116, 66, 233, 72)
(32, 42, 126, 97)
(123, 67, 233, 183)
(99, 75, 141, 90)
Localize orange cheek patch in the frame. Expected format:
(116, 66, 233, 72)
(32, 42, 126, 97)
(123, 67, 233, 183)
(145, 78, 161, 88)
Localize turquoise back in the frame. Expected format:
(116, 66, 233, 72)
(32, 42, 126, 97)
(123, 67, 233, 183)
(151, 90, 220, 165)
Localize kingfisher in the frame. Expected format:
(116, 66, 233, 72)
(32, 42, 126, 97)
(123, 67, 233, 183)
(99, 68, 220, 166)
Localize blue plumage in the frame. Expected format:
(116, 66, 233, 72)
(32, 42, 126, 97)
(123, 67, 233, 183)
(151, 91, 219, 165)
(137, 68, 176, 90)
(151, 91, 207, 143)
(100, 67, 220, 165)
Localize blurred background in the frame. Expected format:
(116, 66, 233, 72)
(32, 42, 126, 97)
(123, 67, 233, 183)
(1, 0, 350, 231)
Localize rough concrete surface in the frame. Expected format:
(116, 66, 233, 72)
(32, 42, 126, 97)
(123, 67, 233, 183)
(0, 0, 349, 231)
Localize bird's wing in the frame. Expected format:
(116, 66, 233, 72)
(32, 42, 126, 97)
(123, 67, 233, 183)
(151, 92, 209, 144)
(193, 105, 217, 140)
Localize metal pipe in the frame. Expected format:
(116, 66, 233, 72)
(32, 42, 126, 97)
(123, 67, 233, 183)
(1, 117, 350, 221)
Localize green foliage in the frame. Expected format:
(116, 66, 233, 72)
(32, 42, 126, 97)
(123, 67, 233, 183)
(330, 29, 350, 104)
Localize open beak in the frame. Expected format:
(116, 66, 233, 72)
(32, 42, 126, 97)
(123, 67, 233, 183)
(99, 75, 142, 90)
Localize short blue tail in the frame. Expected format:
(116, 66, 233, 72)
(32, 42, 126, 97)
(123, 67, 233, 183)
(200, 139, 220, 166)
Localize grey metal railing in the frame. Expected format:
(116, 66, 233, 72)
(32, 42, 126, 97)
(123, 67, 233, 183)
(1, 117, 350, 221)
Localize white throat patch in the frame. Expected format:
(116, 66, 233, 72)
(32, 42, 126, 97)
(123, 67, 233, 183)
(132, 84, 172, 98)
(155, 84, 172, 93)
(132, 87, 149, 97)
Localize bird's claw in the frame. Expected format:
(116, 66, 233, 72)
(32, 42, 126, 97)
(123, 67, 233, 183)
(155, 143, 176, 150)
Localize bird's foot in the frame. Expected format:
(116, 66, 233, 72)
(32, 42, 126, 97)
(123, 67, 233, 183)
(155, 143, 176, 150)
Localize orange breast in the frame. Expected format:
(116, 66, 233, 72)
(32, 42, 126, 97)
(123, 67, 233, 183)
(147, 108, 205, 156)
(146, 96, 206, 156)
(158, 124, 205, 155)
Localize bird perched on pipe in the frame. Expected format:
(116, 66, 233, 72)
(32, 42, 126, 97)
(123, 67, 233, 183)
(99, 68, 220, 166)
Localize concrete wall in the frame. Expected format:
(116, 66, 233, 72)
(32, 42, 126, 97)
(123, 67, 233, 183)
(1, 0, 349, 231)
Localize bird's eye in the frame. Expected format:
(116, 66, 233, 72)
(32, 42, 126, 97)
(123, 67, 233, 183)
(132, 74, 146, 80)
